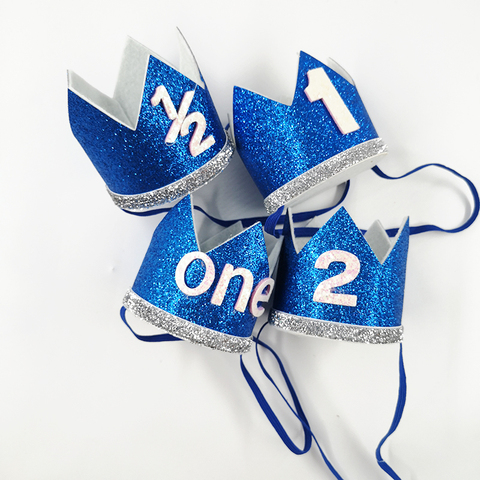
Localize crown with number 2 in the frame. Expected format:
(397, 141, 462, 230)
(270, 207, 409, 344)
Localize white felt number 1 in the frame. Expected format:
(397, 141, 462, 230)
(313, 250, 360, 307)
(304, 68, 360, 135)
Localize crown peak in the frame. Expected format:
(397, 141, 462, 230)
(68, 36, 206, 130)
(285, 207, 410, 280)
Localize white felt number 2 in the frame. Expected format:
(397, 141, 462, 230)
(150, 85, 215, 157)
(313, 250, 360, 307)
(304, 68, 360, 135)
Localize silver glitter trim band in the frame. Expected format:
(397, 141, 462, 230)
(108, 135, 234, 212)
(269, 309, 403, 344)
(264, 138, 387, 214)
(123, 289, 252, 353)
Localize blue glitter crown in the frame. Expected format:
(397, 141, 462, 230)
(123, 195, 273, 353)
(233, 52, 387, 214)
(269, 207, 409, 344)
(68, 34, 233, 212)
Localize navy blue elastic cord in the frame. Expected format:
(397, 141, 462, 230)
(241, 322, 344, 479)
(122, 207, 172, 217)
(240, 323, 311, 455)
(294, 163, 479, 238)
(264, 206, 285, 237)
(121, 301, 338, 475)
(193, 205, 268, 229)
(120, 306, 182, 342)
(291, 180, 351, 223)
(264, 181, 351, 238)
(122, 182, 351, 239)
(372, 163, 479, 236)
(375, 344, 407, 480)
(122, 204, 285, 234)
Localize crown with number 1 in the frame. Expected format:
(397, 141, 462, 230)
(233, 52, 387, 213)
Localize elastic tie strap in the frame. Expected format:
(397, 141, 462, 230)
(264, 181, 351, 237)
(122, 182, 351, 239)
(294, 163, 478, 238)
(120, 306, 182, 342)
(372, 163, 479, 236)
(376, 344, 407, 480)
(241, 322, 344, 479)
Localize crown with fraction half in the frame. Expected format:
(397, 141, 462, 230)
(269, 207, 409, 344)
(123, 195, 274, 353)
(68, 33, 233, 212)
(233, 51, 387, 214)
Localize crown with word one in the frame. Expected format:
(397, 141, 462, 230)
(123, 195, 274, 353)
(68, 33, 233, 212)
(269, 207, 409, 344)
(233, 52, 387, 214)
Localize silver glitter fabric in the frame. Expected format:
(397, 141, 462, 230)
(124, 290, 251, 353)
(108, 136, 233, 211)
(270, 309, 404, 344)
(264, 138, 386, 214)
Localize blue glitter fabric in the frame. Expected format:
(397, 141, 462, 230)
(129, 195, 270, 341)
(233, 52, 382, 200)
(68, 53, 227, 197)
(272, 208, 409, 330)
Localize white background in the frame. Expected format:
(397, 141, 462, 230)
(1, 1, 479, 479)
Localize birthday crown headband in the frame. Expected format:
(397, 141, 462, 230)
(67, 34, 480, 480)
(270, 207, 409, 344)
(123, 195, 274, 353)
(233, 51, 387, 213)
(68, 33, 233, 212)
